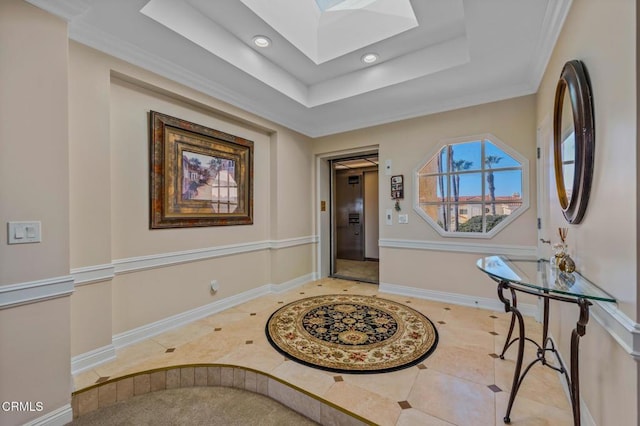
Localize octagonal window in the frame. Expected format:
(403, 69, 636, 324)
(413, 135, 529, 238)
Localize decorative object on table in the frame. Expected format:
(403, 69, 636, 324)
(551, 243, 567, 268)
(559, 254, 576, 273)
(557, 271, 576, 289)
(554, 227, 576, 272)
(265, 294, 438, 374)
(553, 59, 595, 225)
(149, 111, 253, 228)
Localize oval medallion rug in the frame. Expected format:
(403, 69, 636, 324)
(265, 294, 438, 374)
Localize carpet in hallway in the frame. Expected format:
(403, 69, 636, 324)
(266, 294, 438, 374)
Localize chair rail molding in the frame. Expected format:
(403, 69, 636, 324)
(0, 275, 74, 310)
(379, 238, 537, 258)
(110, 236, 317, 275)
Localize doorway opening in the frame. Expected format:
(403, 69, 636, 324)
(330, 154, 379, 283)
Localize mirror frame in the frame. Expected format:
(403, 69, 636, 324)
(553, 60, 595, 224)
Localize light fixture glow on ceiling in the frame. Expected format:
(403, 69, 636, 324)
(361, 53, 379, 64)
(252, 35, 271, 48)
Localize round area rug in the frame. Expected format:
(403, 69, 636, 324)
(265, 294, 438, 374)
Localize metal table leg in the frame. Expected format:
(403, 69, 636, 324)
(496, 280, 591, 426)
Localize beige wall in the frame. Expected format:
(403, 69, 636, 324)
(0, 1, 72, 424)
(68, 41, 315, 355)
(536, 1, 637, 425)
(313, 95, 538, 301)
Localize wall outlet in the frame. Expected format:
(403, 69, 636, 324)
(398, 214, 408, 224)
(385, 209, 393, 225)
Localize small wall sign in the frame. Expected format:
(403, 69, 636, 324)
(391, 175, 404, 200)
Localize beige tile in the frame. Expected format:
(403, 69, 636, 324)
(408, 369, 495, 426)
(396, 408, 455, 426)
(436, 323, 495, 352)
(422, 344, 495, 385)
(268, 378, 322, 424)
(207, 366, 221, 386)
(194, 367, 208, 386)
(94, 339, 167, 379)
(320, 404, 368, 426)
(341, 366, 419, 402)
(323, 381, 401, 426)
(74, 369, 101, 391)
(271, 360, 335, 396)
(97, 382, 117, 408)
(214, 343, 286, 372)
(77, 388, 99, 416)
(116, 377, 134, 402)
(72, 394, 79, 418)
(199, 308, 254, 327)
(151, 320, 216, 348)
(150, 370, 166, 392)
(233, 368, 246, 389)
(233, 294, 283, 314)
(220, 367, 234, 387)
(440, 306, 496, 332)
(244, 370, 258, 392)
(495, 391, 573, 425)
(133, 374, 151, 395)
(180, 367, 195, 387)
(168, 332, 245, 365)
(256, 372, 269, 395)
(166, 369, 180, 389)
(494, 358, 570, 411)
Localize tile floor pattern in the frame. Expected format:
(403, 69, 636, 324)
(74, 278, 573, 425)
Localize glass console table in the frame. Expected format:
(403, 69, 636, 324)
(476, 256, 616, 426)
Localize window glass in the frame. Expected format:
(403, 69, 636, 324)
(449, 141, 482, 172)
(414, 136, 527, 237)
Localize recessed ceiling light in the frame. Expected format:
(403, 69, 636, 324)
(252, 36, 271, 48)
(361, 53, 378, 64)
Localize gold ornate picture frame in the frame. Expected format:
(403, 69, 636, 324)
(149, 111, 253, 228)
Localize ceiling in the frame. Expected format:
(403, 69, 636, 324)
(27, 0, 571, 137)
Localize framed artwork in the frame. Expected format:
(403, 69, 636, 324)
(149, 111, 253, 228)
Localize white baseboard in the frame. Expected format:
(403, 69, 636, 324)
(71, 344, 116, 376)
(379, 282, 539, 317)
(111, 273, 313, 350)
(22, 404, 73, 426)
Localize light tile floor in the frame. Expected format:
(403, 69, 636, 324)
(74, 278, 573, 425)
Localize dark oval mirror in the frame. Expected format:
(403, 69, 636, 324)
(553, 60, 594, 224)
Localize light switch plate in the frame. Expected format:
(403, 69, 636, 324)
(385, 209, 393, 225)
(384, 159, 392, 175)
(8, 221, 41, 244)
(398, 214, 409, 224)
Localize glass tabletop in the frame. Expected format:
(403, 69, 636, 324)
(476, 255, 616, 303)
